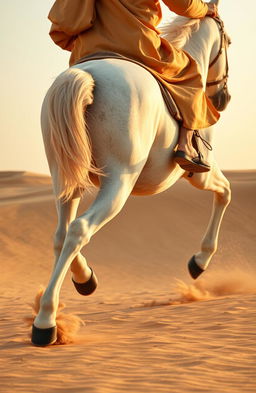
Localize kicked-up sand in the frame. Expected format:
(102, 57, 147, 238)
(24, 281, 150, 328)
(0, 170, 255, 393)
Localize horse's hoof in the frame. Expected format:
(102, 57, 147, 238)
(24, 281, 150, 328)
(188, 255, 204, 279)
(72, 267, 98, 296)
(31, 324, 57, 346)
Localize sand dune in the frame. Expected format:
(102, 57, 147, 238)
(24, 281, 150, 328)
(0, 170, 255, 392)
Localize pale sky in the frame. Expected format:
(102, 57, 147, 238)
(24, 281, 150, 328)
(0, 1, 255, 174)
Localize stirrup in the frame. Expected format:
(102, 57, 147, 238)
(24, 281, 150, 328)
(192, 130, 212, 164)
(174, 129, 212, 173)
(174, 150, 210, 173)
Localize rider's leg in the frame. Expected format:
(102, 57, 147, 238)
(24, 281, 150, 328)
(177, 126, 198, 157)
(174, 126, 211, 173)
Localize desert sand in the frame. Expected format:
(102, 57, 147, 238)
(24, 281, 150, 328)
(0, 170, 255, 393)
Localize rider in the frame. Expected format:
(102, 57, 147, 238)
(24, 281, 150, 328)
(48, 0, 219, 173)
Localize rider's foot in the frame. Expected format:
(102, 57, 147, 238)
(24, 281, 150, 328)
(174, 127, 211, 173)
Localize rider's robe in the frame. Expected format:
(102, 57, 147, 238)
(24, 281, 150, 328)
(48, 0, 220, 129)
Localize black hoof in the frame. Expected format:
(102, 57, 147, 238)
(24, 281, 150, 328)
(31, 324, 57, 346)
(72, 267, 98, 296)
(188, 256, 204, 279)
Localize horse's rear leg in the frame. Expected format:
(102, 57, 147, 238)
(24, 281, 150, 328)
(53, 192, 92, 285)
(185, 164, 231, 278)
(32, 170, 139, 343)
(42, 153, 92, 288)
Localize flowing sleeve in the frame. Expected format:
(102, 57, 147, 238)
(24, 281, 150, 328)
(162, 0, 208, 19)
(48, 0, 96, 51)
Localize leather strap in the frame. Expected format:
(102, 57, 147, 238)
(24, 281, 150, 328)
(206, 16, 229, 87)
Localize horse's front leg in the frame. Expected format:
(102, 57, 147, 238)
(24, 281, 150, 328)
(32, 168, 140, 345)
(185, 164, 231, 278)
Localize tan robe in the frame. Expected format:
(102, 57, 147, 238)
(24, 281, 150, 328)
(48, 0, 220, 129)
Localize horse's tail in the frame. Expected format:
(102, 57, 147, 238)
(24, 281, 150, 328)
(41, 67, 101, 201)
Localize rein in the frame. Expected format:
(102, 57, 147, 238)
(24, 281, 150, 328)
(206, 16, 229, 88)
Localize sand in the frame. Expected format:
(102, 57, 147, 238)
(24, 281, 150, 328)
(0, 170, 255, 393)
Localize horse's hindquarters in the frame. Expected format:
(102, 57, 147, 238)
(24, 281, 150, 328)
(76, 58, 181, 195)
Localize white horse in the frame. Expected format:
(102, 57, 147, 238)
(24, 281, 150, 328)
(32, 12, 231, 345)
